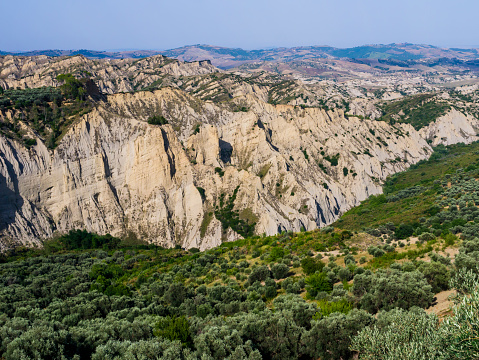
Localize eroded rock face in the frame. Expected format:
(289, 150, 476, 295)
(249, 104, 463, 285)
(420, 108, 479, 146)
(0, 55, 218, 94)
(0, 87, 475, 250)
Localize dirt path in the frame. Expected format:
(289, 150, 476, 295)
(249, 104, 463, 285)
(426, 289, 455, 318)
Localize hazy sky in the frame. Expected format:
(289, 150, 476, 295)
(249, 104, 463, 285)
(2, 0, 479, 51)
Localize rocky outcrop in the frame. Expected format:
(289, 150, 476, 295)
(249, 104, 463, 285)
(0, 55, 218, 94)
(419, 108, 479, 146)
(0, 87, 441, 250)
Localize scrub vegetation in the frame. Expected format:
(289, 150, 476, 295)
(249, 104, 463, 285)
(1, 142, 479, 359)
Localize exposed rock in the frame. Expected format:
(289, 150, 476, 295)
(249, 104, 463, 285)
(0, 55, 218, 94)
(0, 87, 440, 250)
(1, 54, 479, 251)
(419, 108, 479, 146)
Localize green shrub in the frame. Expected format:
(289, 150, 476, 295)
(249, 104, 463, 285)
(305, 272, 332, 298)
(271, 263, 289, 279)
(301, 257, 325, 275)
(353, 269, 434, 313)
(147, 115, 168, 125)
(154, 316, 192, 347)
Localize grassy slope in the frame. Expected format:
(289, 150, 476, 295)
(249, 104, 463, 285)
(377, 93, 451, 130)
(334, 142, 479, 230)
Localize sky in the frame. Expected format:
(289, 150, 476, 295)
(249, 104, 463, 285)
(2, 0, 479, 51)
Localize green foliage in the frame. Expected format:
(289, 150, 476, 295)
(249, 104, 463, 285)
(58, 229, 121, 250)
(324, 153, 340, 166)
(352, 271, 479, 360)
(271, 263, 289, 279)
(3, 137, 479, 359)
(302, 309, 375, 360)
(336, 141, 479, 231)
(215, 186, 256, 238)
(23, 138, 37, 147)
(301, 257, 325, 275)
(394, 223, 414, 239)
(417, 261, 450, 293)
(196, 187, 206, 201)
(200, 211, 214, 238)
(147, 114, 168, 125)
(367, 246, 385, 258)
(314, 298, 353, 319)
(92, 339, 191, 360)
(455, 238, 479, 272)
(154, 316, 192, 347)
(248, 265, 271, 284)
(305, 272, 332, 298)
(268, 246, 284, 261)
(351, 308, 444, 360)
(378, 94, 451, 130)
(0, 80, 93, 148)
(257, 164, 271, 179)
(302, 148, 309, 160)
(353, 268, 434, 313)
(57, 73, 86, 100)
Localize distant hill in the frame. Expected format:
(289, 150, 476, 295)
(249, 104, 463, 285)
(161, 43, 479, 68)
(2, 44, 479, 68)
(0, 49, 163, 59)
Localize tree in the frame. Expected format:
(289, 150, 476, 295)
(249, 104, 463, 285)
(395, 223, 414, 239)
(271, 263, 289, 279)
(455, 238, 479, 272)
(301, 257, 325, 275)
(92, 339, 192, 360)
(147, 115, 168, 125)
(56, 73, 85, 100)
(248, 266, 271, 284)
(154, 316, 192, 348)
(417, 261, 450, 293)
(165, 283, 186, 307)
(353, 269, 434, 313)
(352, 270, 479, 360)
(302, 309, 375, 360)
(351, 308, 443, 360)
(305, 272, 332, 298)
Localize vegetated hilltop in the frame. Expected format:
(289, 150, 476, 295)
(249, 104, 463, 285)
(4, 43, 479, 70)
(161, 43, 479, 68)
(0, 141, 478, 359)
(0, 49, 164, 59)
(1, 52, 479, 250)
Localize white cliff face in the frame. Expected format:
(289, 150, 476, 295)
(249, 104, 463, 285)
(0, 55, 219, 94)
(419, 108, 479, 146)
(0, 86, 477, 250)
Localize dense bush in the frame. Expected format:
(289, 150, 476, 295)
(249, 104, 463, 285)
(301, 256, 325, 275)
(394, 223, 415, 239)
(147, 115, 168, 125)
(302, 309, 375, 360)
(352, 269, 479, 360)
(271, 263, 289, 279)
(305, 272, 332, 298)
(353, 268, 434, 313)
(455, 238, 479, 272)
(58, 229, 121, 250)
(248, 265, 271, 284)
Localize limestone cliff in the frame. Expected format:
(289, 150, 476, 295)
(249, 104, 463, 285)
(419, 108, 479, 146)
(0, 86, 451, 250)
(0, 55, 218, 94)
